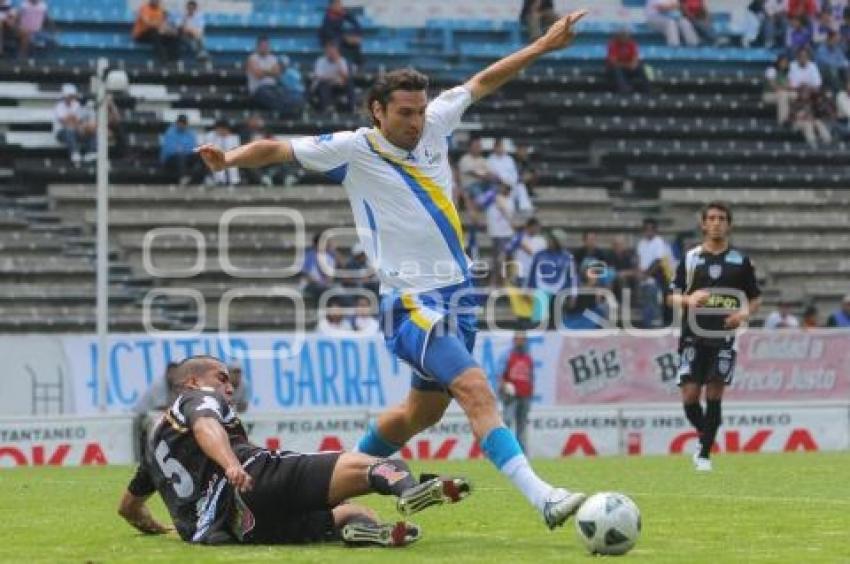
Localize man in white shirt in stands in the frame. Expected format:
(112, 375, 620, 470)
(199, 10, 592, 534)
(53, 83, 93, 165)
(764, 299, 801, 329)
(313, 41, 355, 113)
(203, 119, 240, 185)
(636, 217, 673, 327)
(487, 137, 534, 217)
(789, 48, 822, 91)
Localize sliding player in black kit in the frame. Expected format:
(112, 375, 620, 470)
(117, 355, 471, 547)
(666, 202, 761, 472)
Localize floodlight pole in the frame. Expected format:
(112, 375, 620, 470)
(95, 57, 109, 412)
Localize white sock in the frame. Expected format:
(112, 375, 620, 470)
(501, 454, 555, 513)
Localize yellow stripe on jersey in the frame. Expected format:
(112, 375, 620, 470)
(365, 133, 465, 245)
(401, 292, 435, 331)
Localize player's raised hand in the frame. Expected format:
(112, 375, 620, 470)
(196, 143, 227, 172)
(536, 9, 589, 53)
(225, 464, 254, 493)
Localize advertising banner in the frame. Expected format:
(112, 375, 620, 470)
(0, 415, 134, 467)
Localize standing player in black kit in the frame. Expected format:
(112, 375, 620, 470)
(666, 202, 761, 472)
(117, 355, 470, 547)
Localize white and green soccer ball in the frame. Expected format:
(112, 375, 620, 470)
(575, 492, 641, 556)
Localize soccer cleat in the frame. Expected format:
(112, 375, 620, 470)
(341, 520, 421, 547)
(396, 476, 472, 517)
(543, 488, 587, 530)
(693, 453, 713, 472)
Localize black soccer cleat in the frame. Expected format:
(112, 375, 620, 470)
(396, 476, 472, 517)
(341, 520, 421, 547)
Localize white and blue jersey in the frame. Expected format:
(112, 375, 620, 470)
(291, 86, 479, 388)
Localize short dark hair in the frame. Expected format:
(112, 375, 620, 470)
(173, 355, 223, 390)
(257, 35, 269, 45)
(701, 200, 733, 224)
(366, 68, 429, 126)
(643, 217, 658, 229)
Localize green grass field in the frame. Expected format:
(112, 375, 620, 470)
(1, 453, 849, 563)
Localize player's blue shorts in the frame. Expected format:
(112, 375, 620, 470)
(379, 281, 481, 392)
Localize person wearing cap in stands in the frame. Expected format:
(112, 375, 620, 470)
(53, 84, 93, 166)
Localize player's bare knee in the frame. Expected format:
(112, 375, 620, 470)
(451, 371, 497, 418)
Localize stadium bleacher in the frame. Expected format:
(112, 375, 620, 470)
(0, 0, 848, 331)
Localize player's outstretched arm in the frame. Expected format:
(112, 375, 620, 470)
(192, 417, 254, 493)
(464, 9, 588, 102)
(197, 139, 294, 173)
(117, 490, 172, 534)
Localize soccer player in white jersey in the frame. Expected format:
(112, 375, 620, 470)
(199, 10, 589, 531)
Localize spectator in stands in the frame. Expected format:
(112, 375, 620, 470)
(0, 0, 15, 57)
(764, 299, 801, 328)
(176, 0, 207, 61)
(279, 55, 307, 113)
(488, 138, 534, 217)
(246, 36, 292, 114)
(681, 0, 721, 45)
(646, 0, 699, 47)
(458, 136, 494, 199)
(637, 218, 673, 328)
(609, 235, 639, 307)
(317, 296, 355, 335)
(301, 233, 340, 301)
(340, 242, 379, 299)
(564, 258, 610, 330)
(825, 293, 850, 326)
(839, 7, 850, 54)
(132, 0, 180, 62)
(506, 217, 547, 286)
(520, 0, 558, 41)
(764, 53, 795, 124)
(813, 9, 837, 45)
(53, 84, 93, 166)
(203, 119, 240, 185)
(791, 86, 834, 147)
(15, 0, 55, 60)
(788, 0, 818, 22)
(485, 183, 516, 285)
(606, 28, 650, 95)
(836, 77, 850, 134)
(498, 332, 534, 453)
(227, 363, 250, 413)
(312, 41, 355, 113)
(160, 114, 203, 185)
(746, 0, 788, 48)
(514, 143, 539, 199)
(801, 303, 820, 329)
(526, 228, 578, 330)
(791, 47, 823, 89)
(351, 295, 380, 334)
(319, 0, 363, 69)
(573, 230, 610, 268)
(786, 16, 813, 52)
(816, 30, 849, 91)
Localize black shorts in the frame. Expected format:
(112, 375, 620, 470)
(237, 450, 342, 544)
(677, 339, 737, 386)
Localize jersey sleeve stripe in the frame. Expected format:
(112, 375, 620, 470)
(364, 133, 469, 277)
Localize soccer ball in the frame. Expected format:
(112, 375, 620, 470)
(575, 492, 641, 556)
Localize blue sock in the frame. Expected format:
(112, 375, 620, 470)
(480, 426, 523, 469)
(356, 422, 402, 457)
(481, 426, 553, 512)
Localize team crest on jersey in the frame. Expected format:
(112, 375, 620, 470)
(683, 346, 696, 363)
(315, 133, 334, 143)
(709, 264, 722, 279)
(423, 147, 441, 164)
